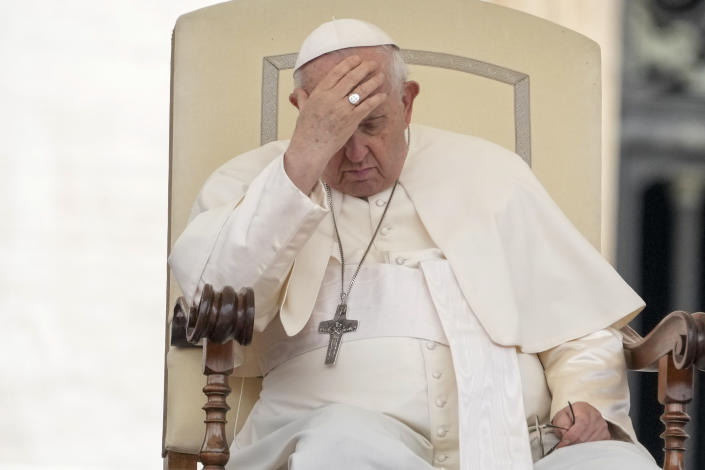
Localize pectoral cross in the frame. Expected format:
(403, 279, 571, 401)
(318, 303, 358, 365)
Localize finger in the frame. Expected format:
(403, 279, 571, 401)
(350, 92, 388, 119)
(551, 409, 573, 434)
(317, 55, 363, 91)
(556, 419, 589, 448)
(571, 403, 608, 442)
(584, 420, 610, 442)
(333, 60, 379, 96)
(348, 72, 385, 103)
(561, 420, 588, 444)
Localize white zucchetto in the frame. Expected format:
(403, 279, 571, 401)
(294, 18, 397, 71)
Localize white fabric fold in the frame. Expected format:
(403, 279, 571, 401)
(420, 259, 533, 470)
(399, 126, 645, 352)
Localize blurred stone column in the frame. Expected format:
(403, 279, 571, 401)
(671, 175, 705, 313)
(670, 174, 705, 470)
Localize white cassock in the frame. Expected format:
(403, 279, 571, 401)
(169, 125, 660, 470)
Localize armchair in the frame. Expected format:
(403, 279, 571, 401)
(161, 1, 705, 469)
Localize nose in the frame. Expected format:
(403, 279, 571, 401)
(343, 131, 368, 163)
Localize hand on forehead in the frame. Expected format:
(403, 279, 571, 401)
(284, 20, 413, 197)
(300, 47, 392, 93)
(285, 49, 391, 194)
(326, 57, 384, 102)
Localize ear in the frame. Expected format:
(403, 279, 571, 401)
(289, 92, 300, 110)
(289, 88, 308, 110)
(401, 81, 420, 126)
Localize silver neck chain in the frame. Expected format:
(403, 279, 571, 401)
(323, 180, 399, 305)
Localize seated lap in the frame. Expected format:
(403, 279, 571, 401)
(534, 440, 660, 470)
(227, 403, 435, 470)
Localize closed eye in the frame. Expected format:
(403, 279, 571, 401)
(360, 116, 386, 134)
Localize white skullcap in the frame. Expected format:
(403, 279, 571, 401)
(294, 19, 397, 71)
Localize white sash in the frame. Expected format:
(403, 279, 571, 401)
(257, 257, 533, 469)
(420, 258, 532, 470)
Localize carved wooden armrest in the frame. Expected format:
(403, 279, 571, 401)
(622, 311, 705, 372)
(169, 284, 255, 470)
(621, 311, 705, 470)
(172, 284, 255, 348)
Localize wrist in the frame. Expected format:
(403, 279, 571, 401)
(287, 135, 333, 165)
(283, 151, 324, 195)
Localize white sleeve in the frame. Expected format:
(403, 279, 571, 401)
(538, 328, 638, 444)
(168, 155, 329, 330)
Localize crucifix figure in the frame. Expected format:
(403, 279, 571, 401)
(318, 303, 358, 365)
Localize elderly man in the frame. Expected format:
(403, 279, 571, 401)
(169, 19, 660, 470)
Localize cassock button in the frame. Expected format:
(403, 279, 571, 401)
(395, 256, 407, 265)
(436, 454, 448, 463)
(380, 226, 391, 236)
(375, 199, 386, 207)
(425, 341, 437, 350)
(432, 371, 442, 379)
(435, 397, 447, 408)
(436, 426, 448, 438)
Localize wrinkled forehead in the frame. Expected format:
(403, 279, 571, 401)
(298, 46, 393, 92)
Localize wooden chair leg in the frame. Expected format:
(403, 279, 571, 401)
(200, 338, 235, 470)
(164, 451, 198, 470)
(658, 354, 693, 470)
(172, 285, 253, 470)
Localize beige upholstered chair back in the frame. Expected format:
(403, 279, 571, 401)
(164, 0, 602, 455)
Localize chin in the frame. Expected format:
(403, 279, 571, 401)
(342, 186, 374, 197)
(343, 180, 392, 198)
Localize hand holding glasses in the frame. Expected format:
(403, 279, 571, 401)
(528, 401, 576, 459)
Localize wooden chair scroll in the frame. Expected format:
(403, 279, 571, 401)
(169, 284, 255, 470)
(621, 311, 705, 470)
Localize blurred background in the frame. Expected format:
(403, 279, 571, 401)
(0, 0, 703, 468)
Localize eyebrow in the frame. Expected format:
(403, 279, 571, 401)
(363, 115, 386, 122)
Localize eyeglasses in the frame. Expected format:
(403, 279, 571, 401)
(527, 401, 575, 458)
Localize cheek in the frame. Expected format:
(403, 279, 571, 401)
(379, 135, 406, 171)
(370, 137, 392, 167)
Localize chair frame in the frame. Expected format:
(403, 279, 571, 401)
(162, 1, 704, 467)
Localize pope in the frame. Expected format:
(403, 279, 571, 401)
(169, 19, 660, 470)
